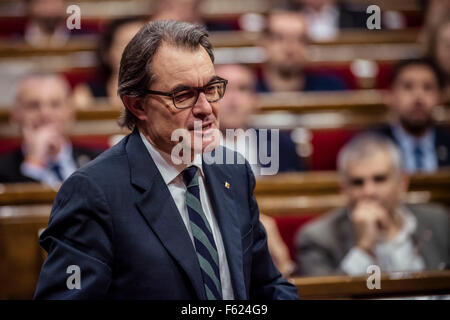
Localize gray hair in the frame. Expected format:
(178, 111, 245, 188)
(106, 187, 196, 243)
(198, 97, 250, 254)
(16, 72, 70, 103)
(337, 133, 404, 177)
(117, 20, 215, 130)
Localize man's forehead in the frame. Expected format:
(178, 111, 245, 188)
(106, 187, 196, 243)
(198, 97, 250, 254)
(269, 12, 306, 33)
(17, 77, 68, 100)
(151, 43, 215, 87)
(396, 66, 437, 83)
(216, 65, 253, 83)
(346, 150, 393, 171)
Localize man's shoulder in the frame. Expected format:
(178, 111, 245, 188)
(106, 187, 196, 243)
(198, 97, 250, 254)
(407, 203, 449, 225)
(0, 148, 23, 165)
(297, 208, 348, 242)
(0, 149, 34, 182)
(74, 136, 129, 181)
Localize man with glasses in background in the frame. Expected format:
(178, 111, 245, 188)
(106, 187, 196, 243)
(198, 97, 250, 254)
(34, 20, 298, 300)
(294, 134, 449, 277)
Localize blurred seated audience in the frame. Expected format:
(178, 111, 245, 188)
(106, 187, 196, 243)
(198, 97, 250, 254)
(216, 63, 304, 174)
(258, 4, 348, 93)
(294, 0, 367, 41)
(23, 0, 70, 47)
(0, 73, 102, 186)
(73, 17, 146, 108)
(375, 58, 450, 173)
(151, 0, 203, 25)
(295, 134, 449, 276)
(427, 15, 450, 101)
(421, 0, 450, 39)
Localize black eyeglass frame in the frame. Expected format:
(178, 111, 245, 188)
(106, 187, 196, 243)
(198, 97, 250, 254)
(145, 78, 228, 109)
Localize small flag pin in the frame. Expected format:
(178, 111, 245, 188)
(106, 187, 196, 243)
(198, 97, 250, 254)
(224, 181, 230, 189)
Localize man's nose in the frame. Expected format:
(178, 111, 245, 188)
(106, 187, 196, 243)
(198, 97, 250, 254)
(39, 103, 54, 123)
(192, 92, 213, 117)
(361, 180, 377, 198)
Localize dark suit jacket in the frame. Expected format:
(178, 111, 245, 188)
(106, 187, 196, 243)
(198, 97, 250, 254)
(0, 147, 102, 183)
(34, 129, 298, 300)
(295, 204, 450, 277)
(374, 125, 450, 168)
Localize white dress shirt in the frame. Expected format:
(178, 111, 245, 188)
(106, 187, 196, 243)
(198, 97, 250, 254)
(139, 132, 234, 299)
(303, 4, 339, 41)
(341, 208, 426, 275)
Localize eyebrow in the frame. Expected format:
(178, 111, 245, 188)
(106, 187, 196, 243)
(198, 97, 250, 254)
(169, 75, 222, 93)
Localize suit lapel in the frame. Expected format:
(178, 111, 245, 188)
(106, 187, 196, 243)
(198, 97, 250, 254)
(126, 129, 205, 299)
(411, 210, 441, 269)
(202, 159, 247, 299)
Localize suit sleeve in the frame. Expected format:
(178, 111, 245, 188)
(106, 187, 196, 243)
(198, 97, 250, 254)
(34, 172, 114, 299)
(245, 162, 299, 300)
(295, 227, 345, 277)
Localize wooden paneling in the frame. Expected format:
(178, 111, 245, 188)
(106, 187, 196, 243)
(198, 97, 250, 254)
(290, 270, 450, 299)
(0, 205, 51, 299)
(255, 170, 450, 215)
(0, 170, 449, 213)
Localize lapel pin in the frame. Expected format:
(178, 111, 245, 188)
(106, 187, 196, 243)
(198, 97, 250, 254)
(224, 181, 230, 189)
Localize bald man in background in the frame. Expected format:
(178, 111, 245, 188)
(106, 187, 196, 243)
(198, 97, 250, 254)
(0, 74, 101, 186)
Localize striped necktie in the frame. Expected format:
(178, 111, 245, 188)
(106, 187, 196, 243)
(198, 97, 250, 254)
(414, 143, 424, 171)
(50, 162, 64, 181)
(182, 166, 223, 300)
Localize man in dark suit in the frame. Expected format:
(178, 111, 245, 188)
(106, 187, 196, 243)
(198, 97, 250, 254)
(0, 73, 101, 186)
(375, 58, 450, 173)
(257, 4, 347, 93)
(34, 20, 298, 300)
(295, 134, 449, 276)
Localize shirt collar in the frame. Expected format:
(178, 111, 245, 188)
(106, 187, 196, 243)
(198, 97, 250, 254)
(139, 131, 204, 186)
(392, 124, 435, 150)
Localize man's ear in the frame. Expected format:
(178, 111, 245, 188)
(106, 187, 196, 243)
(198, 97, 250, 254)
(9, 104, 22, 126)
(122, 95, 148, 121)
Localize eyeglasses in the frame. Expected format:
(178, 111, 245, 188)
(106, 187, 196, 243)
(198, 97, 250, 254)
(146, 78, 228, 109)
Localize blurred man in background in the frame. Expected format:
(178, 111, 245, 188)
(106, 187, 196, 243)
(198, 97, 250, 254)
(216, 63, 303, 174)
(377, 58, 450, 173)
(0, 74, 101, 186)
(294, 0, 367, 41)
(73, 17, 146, 108)
(295, 134, 449, 276)
(216, 63, 299, 277)
(24, 0, 69, 47)
(258, 4, 347, 92)
(151, 0, 203, 25)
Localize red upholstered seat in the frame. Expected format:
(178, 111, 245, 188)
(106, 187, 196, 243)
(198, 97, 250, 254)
(310, 128, 361, 171)
(273, 215, 319, 261)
